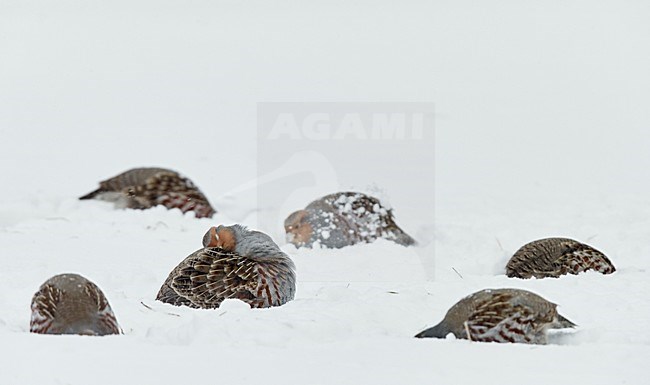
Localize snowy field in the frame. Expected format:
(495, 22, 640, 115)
(1, 1, 650, 384)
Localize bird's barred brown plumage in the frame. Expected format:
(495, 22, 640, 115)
(30, 274, 121, 336)
(415, 288, 575, 344)
(79, 167, 216, 218)
(506, 238, 616, 279)
(157, 248, 295, 309)
(157, 224, 296, 309)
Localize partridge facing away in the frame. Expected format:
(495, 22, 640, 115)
(79, 167, 215, 218)
(284, 192, 416, 249)
(157, 224, 296, 309)
(506, 238, 616, 279)
(415, 288, 575, 344)
(30, 273, 121, 336)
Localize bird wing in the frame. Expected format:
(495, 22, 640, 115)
(161, 248, 289, 309)
(466, 292, 551, 343)
(135, 171, 215, 217)
(560, 241, 616, 275)
(29, 283, 61, 334)
(82, 280, 121, 335)
(506, 238, 574, 278)
(317, 192, 416, 246)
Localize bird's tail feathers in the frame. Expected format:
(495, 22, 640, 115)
(79, 188, 105, 200)
(414, 322, 449, 339)
(553, 314, 577, 329)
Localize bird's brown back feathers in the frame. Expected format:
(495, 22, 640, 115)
(506, 238, 616, 279)
(80, 167, 216, 218)
(156, 247, 296, 309)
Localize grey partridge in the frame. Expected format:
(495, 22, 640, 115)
(506, 238, 616, 279)
(415, 288, 575, 344)
(157, 224, 296, 309)
(284, 192, 416, 249)
(30, 273, 121, 336)
(80, 167, 215, 218)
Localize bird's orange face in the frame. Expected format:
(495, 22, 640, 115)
(284, 210, 313, 246)
(202, 225, 236, 252)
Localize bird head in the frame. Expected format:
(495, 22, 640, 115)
(284, 210, 314, 246)
(203, 224, 286, 260)
(202, 225, 237, 252)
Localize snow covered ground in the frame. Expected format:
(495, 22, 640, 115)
(1, 1, 649, 384)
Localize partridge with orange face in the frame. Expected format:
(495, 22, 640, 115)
(80, 167, 215, 218)
(284, 192, 416, 249)
(30, 273, 121, 336)
(506, 238, 616, 279)
(157, 225, 296, 309)
(415, 288, 575, 344)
